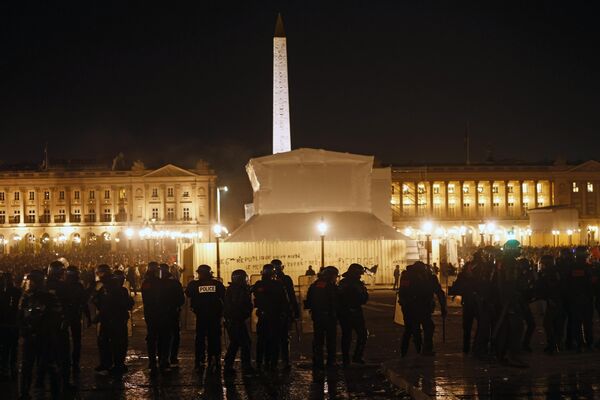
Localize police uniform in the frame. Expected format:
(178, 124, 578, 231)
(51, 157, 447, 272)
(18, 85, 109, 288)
(223, 271, 253, 373)
(19, 272, 63, 399)
(63, 270, 90, 373)
(0, 273, 21, 380)
(449, 262, 477, 354)
(305, 267, 338, 368)
(141, 267, 169, 370)
(273, 260, 299, 368)
(159, 267, 185, 366)
(185, 267, 226, 369)
(46, 272, 71, 386)
(252, 266, 290, 370)
(338, 264, 369, 365)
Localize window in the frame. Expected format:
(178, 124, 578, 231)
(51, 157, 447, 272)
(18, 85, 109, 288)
(89, 190, 95, 199)
(0, 192, 4, 201)
(507, 185, 514, 194)
(152, 188, 158, 198)
(152, 208, 159, 220)
(463, 202, 471, 208)
(13, 210, 20, 223)
(167, 207, 175, 221)
(492, 186, 499, 194)
(463, 185, 469, 194)
(536, 183, 542, 193)
(417, 184, 425, 194)
(448, 198, 456, 206)
(183, 207, 190, 221)
(522, 183, 528, 193)
(29, 191, 35, 201)
(27, 210, 35, 223)
(167, 187, 174, 197)
(56, 209, 66, 223)
(0, 210, 5, 224)
(44, 191, 50, 200)
(14, 192, 20, 201)
(119, 188, 126, 200)
(493, 201, 500, 207)
(477, 185, 484, 194)
(89, 208, 95, 214)
(103, 208, 111, 222)
(104, 190, 110, 199)
(402, 184, 410, 194)
(447, 184, 455, 194)
(433, 184, 440, 194)
(72, 209, 81, 223)
(572, 182, 579, 193)
(74, 191, 80, 200)
(182, 191, 190, 198)
(59, 191, 65, 200)
(508, 202, 515, 207)
(587, 182, 594, 193)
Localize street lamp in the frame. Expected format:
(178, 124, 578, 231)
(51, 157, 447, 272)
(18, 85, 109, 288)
(567, 229, 573, 246)
(478, 223, 486, 246)
(551, 230, 560, 247)
(213, 224, 223, 279)
(318, 218, 327, 269)
(216, 186, 228, 225)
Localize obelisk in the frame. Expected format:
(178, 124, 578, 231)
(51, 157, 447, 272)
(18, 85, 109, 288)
(273, 13, 291, 154)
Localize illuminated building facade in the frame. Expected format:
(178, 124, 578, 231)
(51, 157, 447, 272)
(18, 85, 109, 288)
(391, 160, 600, 247)
(0, 163, 216, 254)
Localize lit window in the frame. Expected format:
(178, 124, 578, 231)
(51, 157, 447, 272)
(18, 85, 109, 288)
(572, 182, 579, 193)
(152, 208, 159, 220)
(59, 191, 65, 200)
(89, 191, 95, 199)
(403, 198, 412, 205)
(522, 183, 528, 194)
(492, 186, 499, 194)
(183, 191, 190, 198)
(14, 192, 20, 201)
(104, 190, 110, 199)
(167, 187, 174, 197)
(433, 197, 441, 205)
(119, 189, 127, 200)
(183, 207, 190, 221)
(448, 184, 455, 194)
(152, 188, 158, 197)
(536, 183, 542, 193)
(44, 191, 50, 200)
(448, 198, 456, 205)
(402, 184, 410, 194)
(433, 184, 440, 194)
(167, 207, 175, 221)
(477, 185, 484, 193)
(587, 182, 594, 193)
(417, 184, 425, 194)
(507, 185, 514, 193)
(74, 191, 80, 200)
(29, 191, 35, 201)
(463, 185, 469, 194)
(0, 192, 4, 201)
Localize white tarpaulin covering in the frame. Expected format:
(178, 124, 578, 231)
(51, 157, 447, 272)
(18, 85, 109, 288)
(226, 211, 408, 242)
(246, 148, 373, 215)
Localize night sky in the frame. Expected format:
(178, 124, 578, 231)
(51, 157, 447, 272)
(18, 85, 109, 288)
(2, 1, 600, 227)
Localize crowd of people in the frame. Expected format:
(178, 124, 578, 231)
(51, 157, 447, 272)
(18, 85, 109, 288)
(2, 241, 600, 398)
(445, 242, 600, 367)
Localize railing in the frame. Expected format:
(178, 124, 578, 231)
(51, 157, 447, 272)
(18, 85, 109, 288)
(71, 214, 81, 223)
(54, 215, 66, 223)
(84, 215, 96, 223)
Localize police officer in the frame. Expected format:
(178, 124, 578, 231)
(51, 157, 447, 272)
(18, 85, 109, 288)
(338, 263, 369, 366)
(305, 266, 339, 369)
(185, 265, 225, 372)
(63, 266, 90, 375)
(252, 264, 290, 370)
(19, 270, 63, 400)
(566, 246, 594, 352)
(536, 255, 565, 354)
(449, 259, 477, 354)
(46, 260, 71, 387)
(271, 259, 299, 370)
(0, 272, 21, 381)
(91, 264, 113, 375)
(470, 251, 496, 358)
(398, 263, 422, 357)
(159, 263, 185, 367)
(96, 271, 133, 375)
(223, 269, 253, 375)
(141, 261, 169, 372)
(494, 240, 528, 367)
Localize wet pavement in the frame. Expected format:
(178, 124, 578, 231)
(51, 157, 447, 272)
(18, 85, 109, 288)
(383, 298, 600, 399)
(1, 291, 409, 399)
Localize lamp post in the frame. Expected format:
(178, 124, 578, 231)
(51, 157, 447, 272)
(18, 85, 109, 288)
(478, 223, 486, 246)
(422, 221, 433, 265)
(567, 229, 573, 246)
(216, 186, 228, 225)
(318, 218, 327, 269)
(213, 224, 223, 279)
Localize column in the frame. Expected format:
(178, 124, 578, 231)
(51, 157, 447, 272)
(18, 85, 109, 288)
(488, 180, 494, 217)
(111, 186, 117, 223)
(551, 181, 555, 206)
(533, 180, 539, 209)
(20, 188, 25, 224)
(428, 181, 434, 216)
(503, 181, 509, 218)
(399, 182, 404, 217)
(65, 187, 71, 223)
(174, 184, 180, 221)
(459, 181, 464, 218)
(413, 182, 418, 216)
(444, 181, 449, 217)
(581, 181, 587, 216)
(161, 184, 167, 222)
(191, 183, 198, 221)
(517, 180, 523, 217)
(144, 184, 149, 221)
(475, 181, 480, 218)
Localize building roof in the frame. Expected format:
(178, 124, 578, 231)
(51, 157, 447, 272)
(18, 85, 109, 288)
(226, 211, 409, 242)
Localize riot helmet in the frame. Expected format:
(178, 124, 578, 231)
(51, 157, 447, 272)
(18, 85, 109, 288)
(271, 259, 283, 272)
(231, 269, 249, 285)
(23, 269, 45, 293)
(47, 260, 66, 280)
(65, 266, 80, 282)
(321, 266, 339, 282)
(261, 264, 275, 279)
(342, 263, 365, 278)
(502, 239, 522, 258)
(196, 264, 212, 280)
